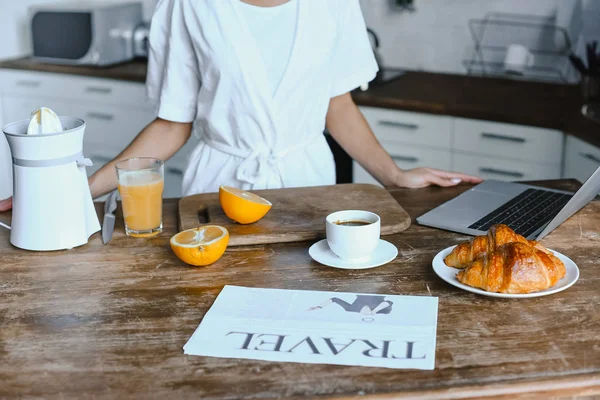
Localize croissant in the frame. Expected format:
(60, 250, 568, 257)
(444, 224, 532, 268)
(456, 242, 566, 294)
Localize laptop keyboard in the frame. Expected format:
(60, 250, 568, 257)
(467, 188, 573, 238)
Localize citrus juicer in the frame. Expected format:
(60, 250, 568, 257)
(2, 113, 101, 251)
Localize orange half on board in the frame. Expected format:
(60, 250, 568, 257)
(219, 186, 272, 224)
(170, 225, 229, 267)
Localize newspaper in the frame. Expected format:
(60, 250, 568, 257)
(184, 286, 439, 370)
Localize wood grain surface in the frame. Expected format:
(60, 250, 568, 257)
(178, 184, 411, 245)
(1, 180, 599, 399)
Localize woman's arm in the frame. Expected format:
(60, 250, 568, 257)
(88, 118, 193, 198)
(0, 118, 192, 210)
(325, 93, 482, 188)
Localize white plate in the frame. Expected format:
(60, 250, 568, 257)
(309, 239, 398, 270)
(432, 245, 580, 298)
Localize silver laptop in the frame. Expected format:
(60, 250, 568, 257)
(417, 166, 600, 240)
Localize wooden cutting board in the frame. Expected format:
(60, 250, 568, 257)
(178, 184, 411, 246)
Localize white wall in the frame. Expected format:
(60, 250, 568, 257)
(359, 0, 600, 78)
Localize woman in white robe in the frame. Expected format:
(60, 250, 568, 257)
(0, 0, 480, 212)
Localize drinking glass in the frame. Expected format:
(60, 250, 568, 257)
(115, 157, 164, 237)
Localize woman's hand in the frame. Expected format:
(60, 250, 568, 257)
(325, 94, 483, 189)
(395, 168, 483, 189)
(0, 198, 12, 212)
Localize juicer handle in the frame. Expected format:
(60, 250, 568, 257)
(76, 158, 93, 168)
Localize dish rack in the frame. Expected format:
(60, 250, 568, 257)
(463, 12, 576, 83)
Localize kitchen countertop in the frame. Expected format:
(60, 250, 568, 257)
(1, 181, 600, 399)
(0, 57, 598, 147)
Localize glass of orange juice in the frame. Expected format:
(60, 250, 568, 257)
(115, 157, 164, 238)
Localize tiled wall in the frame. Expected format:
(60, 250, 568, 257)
(359, 0, 600, 79)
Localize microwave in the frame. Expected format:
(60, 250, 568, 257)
(29, 2, 149, 66)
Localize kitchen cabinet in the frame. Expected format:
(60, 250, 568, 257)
(354, 106, 453, 186)
(353, 143, 452, 186)
(563, 135, 600, 184)
(452, 153, 562, 181)
(0, 94, 11, 199)
(353, 106, 565, 185)
(453, 118, 564, 164)
(0, 69, 198, 199)
(359, 106, 453, 149)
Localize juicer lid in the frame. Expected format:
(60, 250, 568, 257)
(3, 117, 85, 138)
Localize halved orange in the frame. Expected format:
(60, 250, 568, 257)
(219, 186, 272, 224)
(170, 225, 229, 266)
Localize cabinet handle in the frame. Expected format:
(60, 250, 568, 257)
(481, 132, 526, 143)
(16, 80, 41, 88)
(392, 155, 419, 163)
(85, 86, 112, 94)
(167, 167, 184, 176)
(579, 152, 600, 164)
(479, 167, 524, 178)
(378, 120, 419, 130)
(87, 112, 114, 121)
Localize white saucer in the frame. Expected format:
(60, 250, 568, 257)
(432, 245, 580, 298)
(309, 239, 398, 270)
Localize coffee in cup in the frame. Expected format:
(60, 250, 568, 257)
(326, 210, 380, 260)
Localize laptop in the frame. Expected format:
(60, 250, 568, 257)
(416, 166, 600, 240)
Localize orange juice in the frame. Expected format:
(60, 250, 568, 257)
(117, 170, 164, 237)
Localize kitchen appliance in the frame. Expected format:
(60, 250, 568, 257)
(29, 2, 148, 66)
(2, 117, 101, 251)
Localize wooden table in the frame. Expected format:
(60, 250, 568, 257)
(1, 180, 599, 399)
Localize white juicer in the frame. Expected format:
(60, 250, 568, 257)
(2, 116, 100, 251)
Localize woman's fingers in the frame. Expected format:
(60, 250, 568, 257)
(429, 169, 483, 183)
(0, 198, 12, 212)
(426, 173, 462, 187)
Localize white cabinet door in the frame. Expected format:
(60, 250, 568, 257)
(0, 93, 11, 199)
(2, 94, 64, 124)
(453, 118, 564, 164)
(164, 164, 184, 199)
(63, 101, 155, 150)
(452, 152, 562, 181)
(353, 144, 452, 186)
(359, 106, 453, 149)
(563, 135, 600, 183)
(1, 70, 152, 108)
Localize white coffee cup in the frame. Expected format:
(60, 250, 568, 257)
(504, 44, 535, 75)
(325, 210, 381, 260)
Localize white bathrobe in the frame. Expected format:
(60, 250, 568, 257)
(146, 0, 378, 196)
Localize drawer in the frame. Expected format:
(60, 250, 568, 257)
(68, 102, 156, 149)
(452, 152, 562, 182)
(453, 117, 564, 164)
(353, 144, 452, 186)
(2, 94, 155, 151)
(2, 94, 67, 125)
(1, 70, 69, 99)
(359, 106, 452, 150)
(1, 70, 153, 109)
(563, 135, 600, 183)
(164, 161, 184, 198)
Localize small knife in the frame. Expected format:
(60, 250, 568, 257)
(102, 190, 118, 245)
